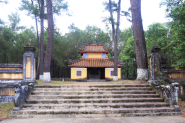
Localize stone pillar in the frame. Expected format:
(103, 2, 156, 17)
(148, 46, 162, 85)
(23, 45, 36, 82)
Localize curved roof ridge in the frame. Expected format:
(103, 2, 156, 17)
(80, 41, 109, 54)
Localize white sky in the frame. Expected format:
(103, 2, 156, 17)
(0, 0, 168, 35)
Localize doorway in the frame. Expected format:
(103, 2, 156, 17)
(87, 68, 105, 79)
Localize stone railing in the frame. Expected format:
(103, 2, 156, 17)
(151, 82, 182, 113)
(13, 83, 35, 111)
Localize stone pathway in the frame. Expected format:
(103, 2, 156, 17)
(2, 116, 185, 123)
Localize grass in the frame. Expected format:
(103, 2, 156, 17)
(0, 103, 14, 118)
(36, 80, 145, 85)
(37, 80, 74, 85)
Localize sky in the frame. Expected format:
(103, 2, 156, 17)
(0, 0, 168, 35)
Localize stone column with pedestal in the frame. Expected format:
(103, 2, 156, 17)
(148, 46, 162, 85)
(23, 45, 36, 82)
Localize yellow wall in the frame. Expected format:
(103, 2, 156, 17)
(71, 68, 87, 79)
(0, 88, 15, 96)
(105, 68, 121, 79)
(0, 73, 23, 79)
(0, 67, 23, 80)
(83, 53, 107, 58)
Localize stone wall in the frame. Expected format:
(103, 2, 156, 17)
(0, 45, 37, 103)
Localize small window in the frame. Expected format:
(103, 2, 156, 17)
(84, 54, 88, 58)
(102, 54, 106, 58)
(110, 70, 114, 77)
(76, 70, 82, 77)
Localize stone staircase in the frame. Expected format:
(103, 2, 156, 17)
(9, 84, 182, 118)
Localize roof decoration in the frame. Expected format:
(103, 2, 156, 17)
(80, 41, 109, 55)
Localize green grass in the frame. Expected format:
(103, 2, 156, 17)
(0, 103, 14, 118)
(36, 80, 142, 85)
(178, 97, 182, 101)
(36, 80, 74, 85)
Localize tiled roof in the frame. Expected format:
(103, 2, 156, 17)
(83, 46, 108, 52)
(80, 41, 109, 54)
(68, 58, 123, 68)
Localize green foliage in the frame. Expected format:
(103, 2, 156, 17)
(0, 22, 37, 63)
(160, 0, 185, 67)
(178, 97, 182, 101)
(0, 18, 4, 25)
(145, 23, 168, 58)
(161, 80, 165, 85)
(8, 12, 25, 31)
(19, 0, 70, 20)
(0, 27, 14, 63)
(107, 53, 112, 58)
(118, 27, 135, 61)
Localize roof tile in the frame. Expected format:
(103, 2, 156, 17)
(68, 58, 123, 68)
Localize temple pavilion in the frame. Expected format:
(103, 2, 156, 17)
(68, 41, 123, 81)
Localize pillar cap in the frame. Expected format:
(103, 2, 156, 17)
(149, 46, 160, 53)
(24, 45, 36, 52)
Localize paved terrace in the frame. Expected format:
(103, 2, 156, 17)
(2, 116, 185, 123)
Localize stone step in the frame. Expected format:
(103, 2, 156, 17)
(22, 102, 169, 109)
(35, 84, 150, 88)
(9, 112, 182, 118)
(33, 87, 152, 91)
(31, 90, 156, 95)
(26, 98, 164, 104)
(29, 94, 160, 99)
(10, 107, 175, 116)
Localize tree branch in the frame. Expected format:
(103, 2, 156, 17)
(112, 9, 117, 11)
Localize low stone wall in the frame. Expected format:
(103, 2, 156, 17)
(0, 64, 23, 82)
(162, 67, 185, 83)
(0, 88, 14, 103)
(0, 80, 37, 103)
(0, 64, 23, 103)
(162, 67, 185, 101)
(0, 45, 37, 104)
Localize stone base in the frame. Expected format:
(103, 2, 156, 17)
(43, 72, 51, 83)
(113, 76, 118, 81)
(136, 68, 148, 81)
(0, 96, 14, 103)
(39, 75, 43, 80)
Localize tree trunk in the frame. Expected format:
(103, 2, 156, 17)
(114, 0, 121, 80)
(31, 0, 40, 79)
(39, 0, 44, 80)
(130, 0, 148, 80)
(43, 0, 54, 82)
(109, 0, 116, 80)
(109, 0, 121, 81)
(35, 17, 40, 79)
